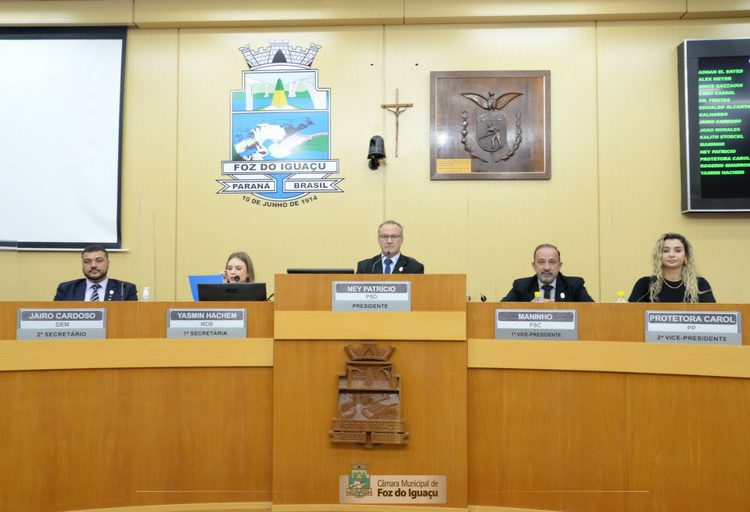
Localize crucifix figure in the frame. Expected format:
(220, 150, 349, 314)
(381, 89, 413, 157)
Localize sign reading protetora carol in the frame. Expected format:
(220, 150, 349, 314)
(166, 309, 247, 339)
(218, 40, 343, 208)
(17, 308, 106, 340)
(645, 310, 741, 345)
(495, 309, 578, 341)
(339, 464, 446, 504)
(332, 281, 411, 311)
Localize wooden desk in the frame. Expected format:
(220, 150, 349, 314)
(0, 301, 274, 512)
(272, 274, 468, 510)
(467, 302, 750, 512)
(2, 299, 749, 512)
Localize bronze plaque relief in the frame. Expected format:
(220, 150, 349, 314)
(430, 70, 551, 180)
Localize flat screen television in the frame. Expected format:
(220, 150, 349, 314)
(679, 38, 750, 211)
(197, 283, 267, 301)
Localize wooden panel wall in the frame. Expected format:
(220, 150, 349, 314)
(272, 339, 468, 507)
(468, 369, 750, 512)
(0, 367, 273, 512)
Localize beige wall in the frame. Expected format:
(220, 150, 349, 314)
(1, 1, 749, 302)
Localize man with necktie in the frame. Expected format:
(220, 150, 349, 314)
(501, 243, 593, 302)
(54, 245, 138, 301)
(356, 220, 424, 275)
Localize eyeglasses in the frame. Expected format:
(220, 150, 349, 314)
(379, 234, 402, 240)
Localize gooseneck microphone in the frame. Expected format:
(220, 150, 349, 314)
(233, 275, 241, 283)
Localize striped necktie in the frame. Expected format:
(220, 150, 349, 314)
(90, 284, 101, 302)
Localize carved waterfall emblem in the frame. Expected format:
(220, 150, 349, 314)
(330, 344, 409, 447)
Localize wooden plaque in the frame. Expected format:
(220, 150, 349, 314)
(430, 70, 551, 180)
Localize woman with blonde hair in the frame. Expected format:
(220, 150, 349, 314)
(628, 233, 715, 302)
(222, 251, 255, 283)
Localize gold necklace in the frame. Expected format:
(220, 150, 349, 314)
(663, 279, 683, 289)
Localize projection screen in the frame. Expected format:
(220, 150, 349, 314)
(0, 27, 126, 249)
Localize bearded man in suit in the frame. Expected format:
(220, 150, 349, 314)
(501, 244, 593, 302)
(54, 245, 138, 301)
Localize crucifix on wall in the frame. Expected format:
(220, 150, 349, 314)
(381, 89, 413, 157)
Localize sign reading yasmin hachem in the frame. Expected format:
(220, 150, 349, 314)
(218, 40, 343, 208)
(339, 464, 446, 504)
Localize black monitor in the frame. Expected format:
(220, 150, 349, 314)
(197, 283, 267, 301)
(286, 268, 354, 274)
(678, 38, 750, 211)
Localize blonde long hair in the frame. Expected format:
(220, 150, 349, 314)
(649, 233, 699, 302)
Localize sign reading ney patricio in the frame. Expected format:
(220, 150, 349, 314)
(430, 70, 551, 180)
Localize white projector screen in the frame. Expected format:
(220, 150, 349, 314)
(0, 27, 126, 249)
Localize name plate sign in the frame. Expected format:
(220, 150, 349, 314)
(645, 310, 742, 345)
(166, 308, 247, 339)
(332, 282, 411, 312)
(17, 308, 107, 340)
(339, 474, 446, 504)
(495, 309, 578, 341)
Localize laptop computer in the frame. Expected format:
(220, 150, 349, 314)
(197, 282, 268, 301)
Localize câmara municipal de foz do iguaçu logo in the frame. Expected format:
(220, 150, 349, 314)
(217, 40, 343, 208)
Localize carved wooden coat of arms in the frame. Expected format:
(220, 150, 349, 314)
(430, 70, 551, 180)
(330, 344, 409, 447)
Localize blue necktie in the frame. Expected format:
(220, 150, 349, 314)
(383, 258, 393, 274)
(90, 284, 101, 302)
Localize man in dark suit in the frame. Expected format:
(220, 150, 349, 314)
(501, 243, 593, 302)
(54, 244, 138, 301)
(356, 220, 424, 274)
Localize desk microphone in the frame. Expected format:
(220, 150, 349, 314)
(233, 275, 241, 283)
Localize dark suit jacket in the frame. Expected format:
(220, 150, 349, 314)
(356, 254, 424, 274)
(54, 278, 138, 301)
(501, 273, 594, 302)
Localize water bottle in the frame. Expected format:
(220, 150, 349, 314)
(142, 286, 152, 301)
(531, 291, 544, 302)
(616, 291, 627, 303)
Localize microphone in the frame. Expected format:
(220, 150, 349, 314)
(480, 294, 487, 302)
(370, 258, 378, 274)
(120, 281, 124, 301)
(233, 275, 241, 283)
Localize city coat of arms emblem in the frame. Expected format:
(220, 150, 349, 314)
(218, 40, 343, 204)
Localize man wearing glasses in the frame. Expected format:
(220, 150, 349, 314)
(356, 220, 424, 274)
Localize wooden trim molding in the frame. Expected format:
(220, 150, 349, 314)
(469, 338, 750, 378)
(0, 338, 273, 372)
